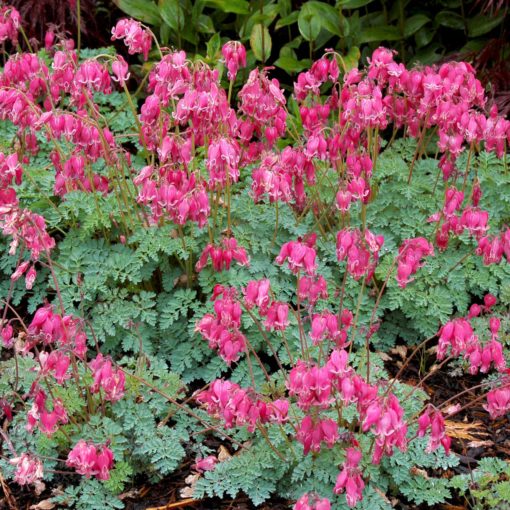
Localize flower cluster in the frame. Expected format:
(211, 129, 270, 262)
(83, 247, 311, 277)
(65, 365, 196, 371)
(195, 237, 250, 272)
(66, 440, 114, 480)
(195, 286, 247, 364)
(336, 228, 384, 281)
(196, 379, 289, 432)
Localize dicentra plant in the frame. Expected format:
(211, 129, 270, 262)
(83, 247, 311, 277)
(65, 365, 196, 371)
(0, 6, 509, 509)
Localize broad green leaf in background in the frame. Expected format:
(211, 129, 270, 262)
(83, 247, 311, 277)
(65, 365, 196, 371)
(467, 14, 504, 38)
(358, 25, 401, 44)
(274, 55, 311, 73)
(434, 11, 465, 30)
(403, 14, 430, 38)
(338, 0, 374, 7)
(159, 0, 184, 31)
(114, 0, 161, 24)
(250, 24, 272, 62)
(275, 11, 299, 30)
(298, 3, 322, 41)
(340, 45, 360, 70)
(205, 0, 250, 14)
(415, 26, 435, 48)
(307, 1, 347, 37)
(206, 32, 221, 60)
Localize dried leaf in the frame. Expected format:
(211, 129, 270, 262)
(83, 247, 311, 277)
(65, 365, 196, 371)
(29, 500, 55, 510)
(390, 345, 407, 359)
(217, 445, 231, 461)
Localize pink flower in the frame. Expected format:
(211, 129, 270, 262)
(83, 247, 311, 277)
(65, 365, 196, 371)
(66, 440, 114, 480)
(396, 237, 434, 288)
(193, 455, 218, 472)
(0, 5, 20, 45)
(243, 279, 271, 311)
(484, 385, 510, 419)
(264, 301, 290, 331)
(417, 406, 451, 454)
(206, 138, 240, 188)
(195, 237, 249, 272)
(89, 354, 125, 402)
(334, 448, 365, 508)
(297, 416, 338, 455)
(1, 323, 14, 347)
(294, 493, 331, 510)
(111, 56, 130, 86)
(297, 275, 328, 307)
(111, 18, 152, 60)
(222, 41, 246, 81)
(276, 238, 317, 276)
(10, 453, 43, 486)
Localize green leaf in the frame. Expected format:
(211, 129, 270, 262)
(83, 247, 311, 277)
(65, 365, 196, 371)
(467, 14, 504, 38)
(274, 56, 311, 73)
(339, 0, 374, 7)
(435, 11, 465, 30)
(206, 32, 221, 59)
(307, 2, 347, 37)
(403, 14, 430, 38)
(298, 4, 322, 41)
(250, 24, 272, 62)
(275, 11, 299, 30)
(358, 25, 401, 43)
(113, 0, 161, 24)
(197, 14, 215, 33)
(340, 45, 360, 70)
(205, 0, 250, 14)
(415, 26, 435, 48)
(159, 0, 184, 31)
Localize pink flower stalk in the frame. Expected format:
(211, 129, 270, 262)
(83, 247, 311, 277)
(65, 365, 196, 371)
(26, 389, 68, 436)
(0, 152, 22, 187)
(10, 453, 43, 486)
(484, 293, 497, 311)
(195, 237, 250, 273)
(243, 279, 271, 311)
(38, 350, 71, 384)
(336, 228, 383, 281)
(0, 5, 20, 45)
(238, 68, 287, 145)
(111, 56, 130, 86)
(396, 237, 434, 288)
(196, 379, 287, 432)
(297, 275, 328, 307)
(460, 207, 489, 238)
(66, 440, 114, 480)
(193, 455, 218, 473)
(206, 137, 240, 188)
(309, 311, 349, 347)
(417, 406, 451, 454)
(297, 415, 338, 455)
(335, 189, 352, 212)
(288, 361, 333, 411)
(276, 238, 317, 276)
(111, 18, 152, 60)
(89, 354, 125, 402)
(294, 493, 331, 510)
(1, 323, 14, 347)
(476, 235, 504, 265)
(263, 301, 290, 331)
(221, 41, 246, 81)
(334, 447, 365, 508)
(484, 385, 510, 419)
(196, 288, 247, 364)
(437, 318, 476, 360)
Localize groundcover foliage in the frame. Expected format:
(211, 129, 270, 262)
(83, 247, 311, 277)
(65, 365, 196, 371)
(0, 6, 509, 510)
